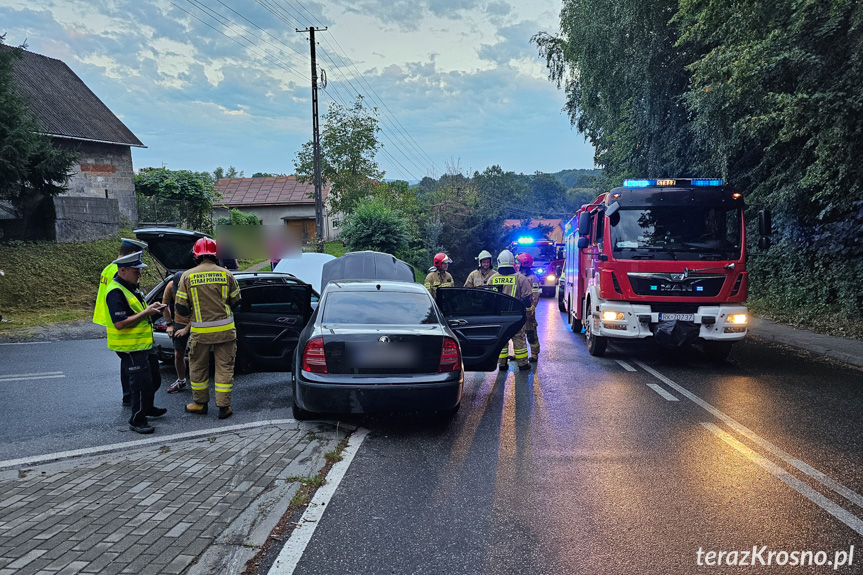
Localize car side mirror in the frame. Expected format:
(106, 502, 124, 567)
(758, 237, 771, 250)
(758, 209, 772, 236)
(577, 237, 589, 249)
(605, 201, 620, 217)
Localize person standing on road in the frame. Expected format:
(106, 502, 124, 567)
(489, 250, 533, 371)
(161, 270, 189, 393)
(94, 238, 149, 406)
(464, 250, 496, 287)
(516, 253, 542, 362)
(173, 238, 241, 420)
(424, 252, 454, 298)
(103, 252, 167, 434)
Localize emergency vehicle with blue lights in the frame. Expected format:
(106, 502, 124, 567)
(561, 178, 771, 360)
(509, 237, 563, 297)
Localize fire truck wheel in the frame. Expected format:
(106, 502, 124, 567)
(584, 311, 608, 357)
(703, 341, 733, 362)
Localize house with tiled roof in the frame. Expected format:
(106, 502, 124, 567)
(213, 176, 339, 241)
(503, 218, 565, 243)
(1, 45, 145, 241)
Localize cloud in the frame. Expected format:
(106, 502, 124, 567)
(477, 20, 542, 65)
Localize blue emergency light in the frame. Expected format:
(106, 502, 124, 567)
(623, 180, 655, 188)
(517, 237, 534, 244)
(691, 179, 723, 187)
(536, 268, 544, 274)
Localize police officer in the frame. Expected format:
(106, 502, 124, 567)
(488, 250, 533, 370)
(424, 252, 454, 298)
(516, 253, 542, 362)
(103, 252, 166, 434)
(464, 250, 496, 287)
(173, 238, 241, 419)
(94, 238, 149, 406)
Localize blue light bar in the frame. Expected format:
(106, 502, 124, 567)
(517, 237, 534, 244)
(623, 179, 656, 188)
(691, 179, 723, 187)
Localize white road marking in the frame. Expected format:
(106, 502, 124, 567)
(702, 423, 863, 535)
(615, 359, 637, 372)
(0, 341, 52, 346)
(635, 359, 863, 510)
(0, 419, 302, 470)
(0, 371, 63, 379)
(0, 373, 65, 382)
(268, 427, 369, 575)
(646, 383, 679, 401)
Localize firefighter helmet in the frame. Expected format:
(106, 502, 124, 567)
(193, 237, 218, 258)
(476, 250, 493, 264)
(433, 252, 452, 268)
(497, 249, 515, 268)
(516, 253, 533, 268)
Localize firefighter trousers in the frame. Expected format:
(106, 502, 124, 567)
(525, 315, 540, 358)
(188, 338, 236, 407)
(500, 327, 529, 367)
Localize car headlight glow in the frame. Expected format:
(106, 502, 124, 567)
(546, 274, 556, 282)
(602, 311, 625, 321)
(728, 314, 748, 325)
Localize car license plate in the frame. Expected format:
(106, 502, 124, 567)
(659, 313, 694, 321)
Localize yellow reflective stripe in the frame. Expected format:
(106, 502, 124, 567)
(514, 348, 528, 359)
(175, 290, 187, 300)
(230, 288, 240, 297)
(191, 321, 235, 334)
(190, 381, 209, 390)
(499, 348, 509, 358)
(222, 285, 230, 316)
(214, 383, 232, 392)
(189, 271, 227, 286)
(192, 287, 202, 323)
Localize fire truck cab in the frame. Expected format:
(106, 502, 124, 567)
(509, 237, 562, 297)
(562, 178, 770, 361)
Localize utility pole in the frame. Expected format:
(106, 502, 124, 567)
(297, 26, 328, 251)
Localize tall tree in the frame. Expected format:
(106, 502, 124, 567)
(294, 95, 384, 215)
(0, 39, 77, 215)
(135, 167, 219, 233)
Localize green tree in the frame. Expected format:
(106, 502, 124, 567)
(294, 95, 384, 215)
(212, 166, 243, 181)
(338, 195, 410, 255)
(135, 168, 218, 232)
(0, 39, 77, 215)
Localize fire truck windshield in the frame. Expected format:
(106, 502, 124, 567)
(609, 205, 742, 260)
(514, 244, 556, 260)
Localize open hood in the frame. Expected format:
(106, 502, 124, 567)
(134, 227, 210, 274)
(321, 251, 415, 291)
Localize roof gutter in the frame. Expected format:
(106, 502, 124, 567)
(43, 132, 147, 148)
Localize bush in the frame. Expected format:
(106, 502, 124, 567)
(339, 196, 410, 255)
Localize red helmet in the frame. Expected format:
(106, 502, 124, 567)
(433, 252, 452, 267)
(516, 253, 533, 268)
(193, 237, 218, 258)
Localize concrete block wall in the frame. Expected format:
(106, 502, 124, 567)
(52, 197, 119, 242)
(55, 139, 138, 224)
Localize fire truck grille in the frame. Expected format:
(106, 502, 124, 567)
(627, 273, 726, 297)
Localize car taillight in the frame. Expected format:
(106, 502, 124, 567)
(154, 324, 167, 332)
(302, 337, 328, 373)
(438, 337, 461, 373)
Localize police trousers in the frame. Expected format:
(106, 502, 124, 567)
(119, 349, 161, 426)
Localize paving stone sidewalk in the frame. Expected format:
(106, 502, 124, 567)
(0, 422, 350, 575)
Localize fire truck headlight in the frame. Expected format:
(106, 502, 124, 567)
(546, 274, 556, 282)
(728, 314, 748, 325)
(602, 311, 625, 321)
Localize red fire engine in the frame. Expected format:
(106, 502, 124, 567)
(562, 178, 771, 360)
(509, 237, 563, 297)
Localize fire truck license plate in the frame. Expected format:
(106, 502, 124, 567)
(659, 313, 694, 322)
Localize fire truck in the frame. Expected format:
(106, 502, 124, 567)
(562, 178, 771, 360)
(509, 237, 563, 297)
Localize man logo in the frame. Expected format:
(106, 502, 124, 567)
(378, 336, 390, 343)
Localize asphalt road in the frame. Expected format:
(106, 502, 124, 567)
(3, 301, 863, 574)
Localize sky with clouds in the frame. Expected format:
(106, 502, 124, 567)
(1, 0, 596, 181)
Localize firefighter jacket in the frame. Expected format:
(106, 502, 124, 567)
(174, 261, 241, 344)
(488, 269, 533, 307)
(464, 267, 496, 287)
(424, 270, 454, 298)
(93, 263, 118, 327)
(522, 271, 541, 310)
(104, 280, 153, 352)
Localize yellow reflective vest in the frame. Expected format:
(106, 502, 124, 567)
(92, 263, 117, 327)
(104, 280, 154, 352)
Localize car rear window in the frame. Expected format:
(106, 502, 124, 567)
(322, 291, 438, 325)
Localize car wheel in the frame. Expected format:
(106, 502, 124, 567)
(703, 341, 733, 362)
(584, 302, 607, 357)
(557, 288, 566, 312)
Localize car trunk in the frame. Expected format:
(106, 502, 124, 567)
(321, 326, 445, 375)
(134, 228, 210, 276)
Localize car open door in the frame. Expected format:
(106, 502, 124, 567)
(436, 288, 526, 372)
(234, 280, 313, 371)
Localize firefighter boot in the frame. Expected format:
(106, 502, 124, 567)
(218, 406, 233, 420)
(185, 401, 208, 415)
(498, 346, 509, 370)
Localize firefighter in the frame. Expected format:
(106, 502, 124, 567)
(488, 250, 533, 370)
(173, 238, 242, 419)
(424, 252, 454, 298)
(516, 253, 542, 362)
(103, 252, 166, 434)
(464, 250, 495, 287)
(94, 238, 149, 406)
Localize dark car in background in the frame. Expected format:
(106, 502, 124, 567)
(136, 228, 316, 372)
(291, 251, 526, 420)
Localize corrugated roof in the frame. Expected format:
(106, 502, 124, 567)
(216, 176, 330, 206)
(4, 45, 144, 147)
